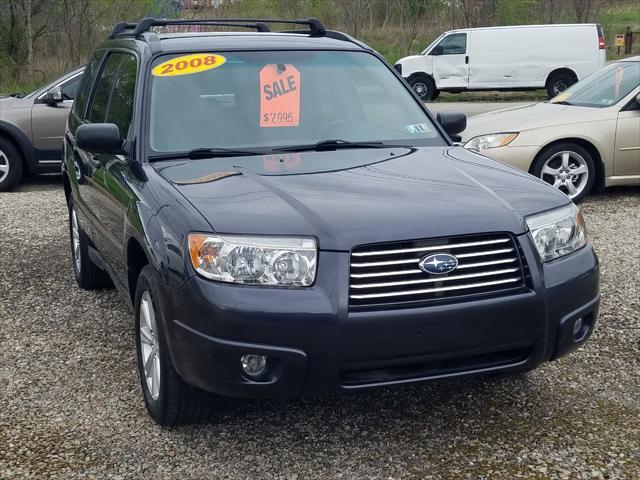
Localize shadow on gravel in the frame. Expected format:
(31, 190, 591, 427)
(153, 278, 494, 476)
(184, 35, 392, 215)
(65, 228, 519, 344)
(12, 173, 62, 193)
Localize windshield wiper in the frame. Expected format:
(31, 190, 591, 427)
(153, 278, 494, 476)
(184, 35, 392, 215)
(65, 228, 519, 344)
(148, 147, 266, 162)
(550, 100, 573, 106)
(273, 139, 407, 153)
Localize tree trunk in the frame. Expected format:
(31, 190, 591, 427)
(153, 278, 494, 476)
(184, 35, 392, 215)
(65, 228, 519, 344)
(24, 0, 33, 81)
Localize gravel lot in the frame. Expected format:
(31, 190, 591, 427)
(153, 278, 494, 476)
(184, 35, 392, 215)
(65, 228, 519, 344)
(1, 176, 638, 479)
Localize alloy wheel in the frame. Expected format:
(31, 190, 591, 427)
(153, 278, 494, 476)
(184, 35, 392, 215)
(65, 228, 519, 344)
(0, 150, 9, 183)
(71, 208, 82, 273)
(413, 82, 428, 98)
(139, 291, 161, 401)
(540, 151, 589, 200)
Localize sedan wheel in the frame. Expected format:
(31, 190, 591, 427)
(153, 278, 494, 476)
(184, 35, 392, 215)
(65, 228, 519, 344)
(71, 207, 82, 274)
(0, 150, 10, 184)
(540, 151, 589, 200)
(139, 291, 161, 401)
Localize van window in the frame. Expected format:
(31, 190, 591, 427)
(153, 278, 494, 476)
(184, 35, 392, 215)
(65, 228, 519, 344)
(434, 33, 467, 55)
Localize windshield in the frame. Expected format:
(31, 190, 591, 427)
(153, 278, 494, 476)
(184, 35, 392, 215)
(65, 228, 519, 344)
(148, 50, 445, 154)
(550, 61, 640, 108)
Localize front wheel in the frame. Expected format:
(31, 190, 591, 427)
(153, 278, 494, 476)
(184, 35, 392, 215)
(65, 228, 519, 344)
(531, 143, 596, 203)
(135, 265, 214, 426)
(408, 74, 439, 101)
(0, 137, 24, 192)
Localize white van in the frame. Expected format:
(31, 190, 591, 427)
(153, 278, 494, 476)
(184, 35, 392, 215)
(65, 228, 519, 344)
(395, 24, 607, 100)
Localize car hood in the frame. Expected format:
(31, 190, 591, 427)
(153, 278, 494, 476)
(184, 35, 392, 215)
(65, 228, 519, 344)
(155, 147, 569, 251)
(462, 102, 602, 141)
(0, 96, 17, 109)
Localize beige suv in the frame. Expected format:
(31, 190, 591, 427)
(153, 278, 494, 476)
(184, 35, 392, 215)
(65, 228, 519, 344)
(0, 67, 84, 190)
(463, 57, 640, 202)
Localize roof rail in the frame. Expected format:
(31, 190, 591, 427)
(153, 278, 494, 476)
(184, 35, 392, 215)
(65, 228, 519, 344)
(108, 22, 138, 39)
(109, 17, 327, 39)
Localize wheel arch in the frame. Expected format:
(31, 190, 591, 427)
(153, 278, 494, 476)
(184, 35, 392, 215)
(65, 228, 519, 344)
(62, 172, 72, 205)
(0, 121, 35, 171)
(545, 67, 579, 88)
(127, 236, 151, 305)
(530, 137, 605, 191)
(407, 72, 435, 84)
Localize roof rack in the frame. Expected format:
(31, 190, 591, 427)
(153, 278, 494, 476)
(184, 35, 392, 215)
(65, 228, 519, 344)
(108, 17, 327, 39)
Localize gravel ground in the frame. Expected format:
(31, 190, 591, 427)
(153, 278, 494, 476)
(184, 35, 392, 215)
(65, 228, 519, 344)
(1, 176, 639, 479)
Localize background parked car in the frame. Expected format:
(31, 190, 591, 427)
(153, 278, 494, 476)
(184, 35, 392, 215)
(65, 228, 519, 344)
(462, 57, 640, 202)
(0, 66, 84, 191)
(396, 24, 607, 101)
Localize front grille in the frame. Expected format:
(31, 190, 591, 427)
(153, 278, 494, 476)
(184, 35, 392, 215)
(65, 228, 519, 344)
(349, 233, 526, 308)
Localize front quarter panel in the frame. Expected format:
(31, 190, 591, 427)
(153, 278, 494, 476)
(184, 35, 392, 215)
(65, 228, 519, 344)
(136, 165, 211, 289)
(398, 55, 433, 78)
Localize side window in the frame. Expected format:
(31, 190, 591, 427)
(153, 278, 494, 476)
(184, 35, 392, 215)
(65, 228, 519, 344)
(435, 33, 467, 55)
(88, 54, 124, 124)
(105, 55, 137, 138)
(72, 51, 104, 118)
(60, 74, 82, 100)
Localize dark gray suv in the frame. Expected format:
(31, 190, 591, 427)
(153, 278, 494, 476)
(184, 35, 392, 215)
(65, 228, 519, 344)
(0, 67, 84, 190)
(64, 18, 599, 426)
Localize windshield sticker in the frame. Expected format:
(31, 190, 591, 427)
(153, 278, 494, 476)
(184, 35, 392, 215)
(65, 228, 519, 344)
(260, 64, 300, 128)
(614, 66, 624, 97)
(152, 54, 226, 77)
(406, 123, 431, 134)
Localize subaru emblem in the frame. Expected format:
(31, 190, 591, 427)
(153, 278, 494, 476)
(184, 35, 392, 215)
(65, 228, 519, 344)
(419, 253, 459, 275)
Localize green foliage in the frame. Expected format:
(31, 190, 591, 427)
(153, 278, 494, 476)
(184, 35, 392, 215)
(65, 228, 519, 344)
(495, 0, 538, 25)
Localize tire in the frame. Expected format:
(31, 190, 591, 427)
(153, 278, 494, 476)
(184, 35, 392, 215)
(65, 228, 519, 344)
(546, 71, 577, 98)
(0, 136, 24, 192)
(68, 198, 113, 289)
(409, 74, 438, 101)
(134, 265, 215, 426)
(531, 142, 596, 203)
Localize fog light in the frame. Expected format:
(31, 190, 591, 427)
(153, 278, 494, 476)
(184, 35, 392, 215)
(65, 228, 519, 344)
(572, 317, 590, 341)
(241, 354, 267, 377)
(573, 317, 583, 336)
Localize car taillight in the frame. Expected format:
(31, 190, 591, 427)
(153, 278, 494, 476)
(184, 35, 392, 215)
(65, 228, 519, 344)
(597, 25, 605, 49)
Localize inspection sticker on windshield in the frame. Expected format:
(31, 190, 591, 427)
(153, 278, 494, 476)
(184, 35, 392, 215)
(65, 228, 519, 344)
(260, 64, 300, 127)
(406, 123, 431, 134)
(152, 54, 226, 77)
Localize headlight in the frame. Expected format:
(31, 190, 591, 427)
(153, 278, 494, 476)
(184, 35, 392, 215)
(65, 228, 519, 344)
(188, 233, 317, 286)
(464, 132, 518, 151)
(525, 204, 587, 262)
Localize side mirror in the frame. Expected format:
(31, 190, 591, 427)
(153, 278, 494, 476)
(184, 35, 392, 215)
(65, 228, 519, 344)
(436, 111, 467, 142)
(430, 46, 444, 56)
(636, 92, 640, 106)
(76, 123, 123, 154)
(43, 86, 63, 105)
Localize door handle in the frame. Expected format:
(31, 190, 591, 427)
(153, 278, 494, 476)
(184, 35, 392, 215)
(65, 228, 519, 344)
(465, 55, 469, 64)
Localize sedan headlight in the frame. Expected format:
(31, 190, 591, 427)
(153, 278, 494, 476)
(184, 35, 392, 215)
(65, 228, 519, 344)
(188, 234, 317, 286)
(464, 132, 518, 151)
(525, 204, 587, 262)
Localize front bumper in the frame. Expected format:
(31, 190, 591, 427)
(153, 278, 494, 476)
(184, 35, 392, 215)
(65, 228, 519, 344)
(155, 234, 599, 398)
